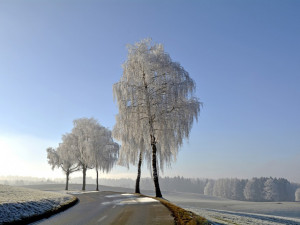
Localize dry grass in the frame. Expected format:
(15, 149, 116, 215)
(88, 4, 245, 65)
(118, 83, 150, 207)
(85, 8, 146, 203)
(138, 194, 209, 225)
(156, 197, 210, 225)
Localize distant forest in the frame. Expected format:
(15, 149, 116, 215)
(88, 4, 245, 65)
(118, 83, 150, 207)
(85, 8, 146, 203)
(95, 177, 300, 202)
(1, 176, 299, 202)
(71, 176, 300, 202)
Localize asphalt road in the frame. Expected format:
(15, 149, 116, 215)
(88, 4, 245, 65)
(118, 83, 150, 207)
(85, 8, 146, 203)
(30, 191, 174, 225)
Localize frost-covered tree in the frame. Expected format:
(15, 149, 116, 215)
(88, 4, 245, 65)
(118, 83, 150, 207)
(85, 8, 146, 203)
(71, 118, 93, 191)
(95, 141, 119, 191)
(276, 178, 294, 201)
(244, 178, 267, 201)
(113, 38, 201, 197)
(47, 147, 60, 170)
(213, 179, 231, 198)
(47, 118, 119, 191)
(200, 177, 294, 201)
(113, 114, 149, 194)
(231, 179, 247, 200)
(204, 180, 214, 196)
(71, 117, 116, 191)
(46, 135, 79, 190)
(244, 179, 257, 201)
(264, 178, 279, 201)
(87, 125, 119, 191)
(295, 188, 300, 201)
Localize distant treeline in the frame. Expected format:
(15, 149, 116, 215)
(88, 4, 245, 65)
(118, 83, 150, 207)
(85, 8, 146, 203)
(203, 177, 299, 202)
(96, 176, 300, 202)
(1, 175, 299, 202)
(0, 179, 61, 186)
(0, 176, 63, 186)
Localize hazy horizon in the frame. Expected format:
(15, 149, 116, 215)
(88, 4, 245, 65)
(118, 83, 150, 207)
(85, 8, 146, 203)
(1, 1, 299, 183)
(1, 174, 299, 185)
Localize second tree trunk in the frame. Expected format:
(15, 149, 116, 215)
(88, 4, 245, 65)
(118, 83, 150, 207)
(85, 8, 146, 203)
(96, 169, 99, 191)
(135, 152, 143, 193)
(65, 170, 69, 191)
(82, 165, 87, 191)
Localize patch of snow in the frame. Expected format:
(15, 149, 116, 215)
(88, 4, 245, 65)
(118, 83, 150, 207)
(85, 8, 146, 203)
(121, 193, 135, 196)
(102, 195, 158, 206)
(66, 190, 99, 195)
(101, 199, 124, 205)
(105, 193, 137, 198)
(118, 197, 158, 205)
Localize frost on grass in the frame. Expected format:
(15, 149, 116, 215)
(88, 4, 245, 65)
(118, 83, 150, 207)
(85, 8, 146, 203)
(0, 185, 76, 224)
(187, 208, 300, 225)
(164, 192, 300, 225)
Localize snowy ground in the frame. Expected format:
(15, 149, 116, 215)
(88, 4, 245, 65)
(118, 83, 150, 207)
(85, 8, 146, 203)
(10, 184, 300, 225)
(0, 185, 76, 224)
(187, 208, 300, 225)
(163, 192, 300, 225)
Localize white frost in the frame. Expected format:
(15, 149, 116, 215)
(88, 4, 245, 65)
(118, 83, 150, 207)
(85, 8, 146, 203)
(0, 185, 75, 224)
(164, 192, 300, 225)
(102, 193, 158, 206)
(119, 197, 158, 204)
(113, 38, 201, 170)
(105, 193, 137, 198)
(121, 193, 136, 196)
(188, 208, 300, 225)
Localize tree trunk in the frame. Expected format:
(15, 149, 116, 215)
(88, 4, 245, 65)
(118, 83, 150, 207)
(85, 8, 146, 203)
(96, 169, 99, 191)
(65, 170, 69, 191)
(142, 72, 162, 197)
(135, 152, 143, 194)
(82, 165, 87, 191)
(151, 135, 162, 198)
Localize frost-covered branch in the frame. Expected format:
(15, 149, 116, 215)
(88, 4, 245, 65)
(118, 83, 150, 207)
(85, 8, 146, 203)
(113, 38, 201, 197)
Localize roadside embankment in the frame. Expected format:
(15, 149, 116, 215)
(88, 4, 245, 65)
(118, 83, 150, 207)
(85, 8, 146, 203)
(139, 194, 209, 225)
(0, 185, 78, 225)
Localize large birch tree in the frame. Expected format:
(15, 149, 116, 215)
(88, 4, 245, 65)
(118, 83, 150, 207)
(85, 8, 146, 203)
(113, 38, 201, 197)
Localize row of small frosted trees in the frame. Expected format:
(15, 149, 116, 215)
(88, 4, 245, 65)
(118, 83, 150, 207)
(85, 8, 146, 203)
(47, 38, 201, 197)
(204, 177, 298, 201)
(47, 118, 119, 191)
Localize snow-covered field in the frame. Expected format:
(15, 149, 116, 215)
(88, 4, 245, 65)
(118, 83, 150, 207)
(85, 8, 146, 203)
(0, 185, 76, 224)
(164, 192, 300, 225)
(4, 183, 300, 225)
(187, 208, 300, 225)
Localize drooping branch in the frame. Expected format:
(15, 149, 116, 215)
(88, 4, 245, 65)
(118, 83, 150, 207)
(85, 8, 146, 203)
(113, 38, 201, 197)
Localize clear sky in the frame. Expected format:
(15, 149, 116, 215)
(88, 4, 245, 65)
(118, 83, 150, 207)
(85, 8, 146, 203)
(0, 0, 299, 183)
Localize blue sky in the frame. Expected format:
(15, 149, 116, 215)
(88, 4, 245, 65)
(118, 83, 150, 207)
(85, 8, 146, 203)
(0, 0, 299, 182)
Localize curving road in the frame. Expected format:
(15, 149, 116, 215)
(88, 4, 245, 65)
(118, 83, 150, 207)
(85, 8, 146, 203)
(30, 191, 174, 225)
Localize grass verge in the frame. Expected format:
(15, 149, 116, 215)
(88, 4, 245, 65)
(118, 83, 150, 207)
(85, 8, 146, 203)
(139, 194, 210, 225)
(155, 197, 210, 225)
